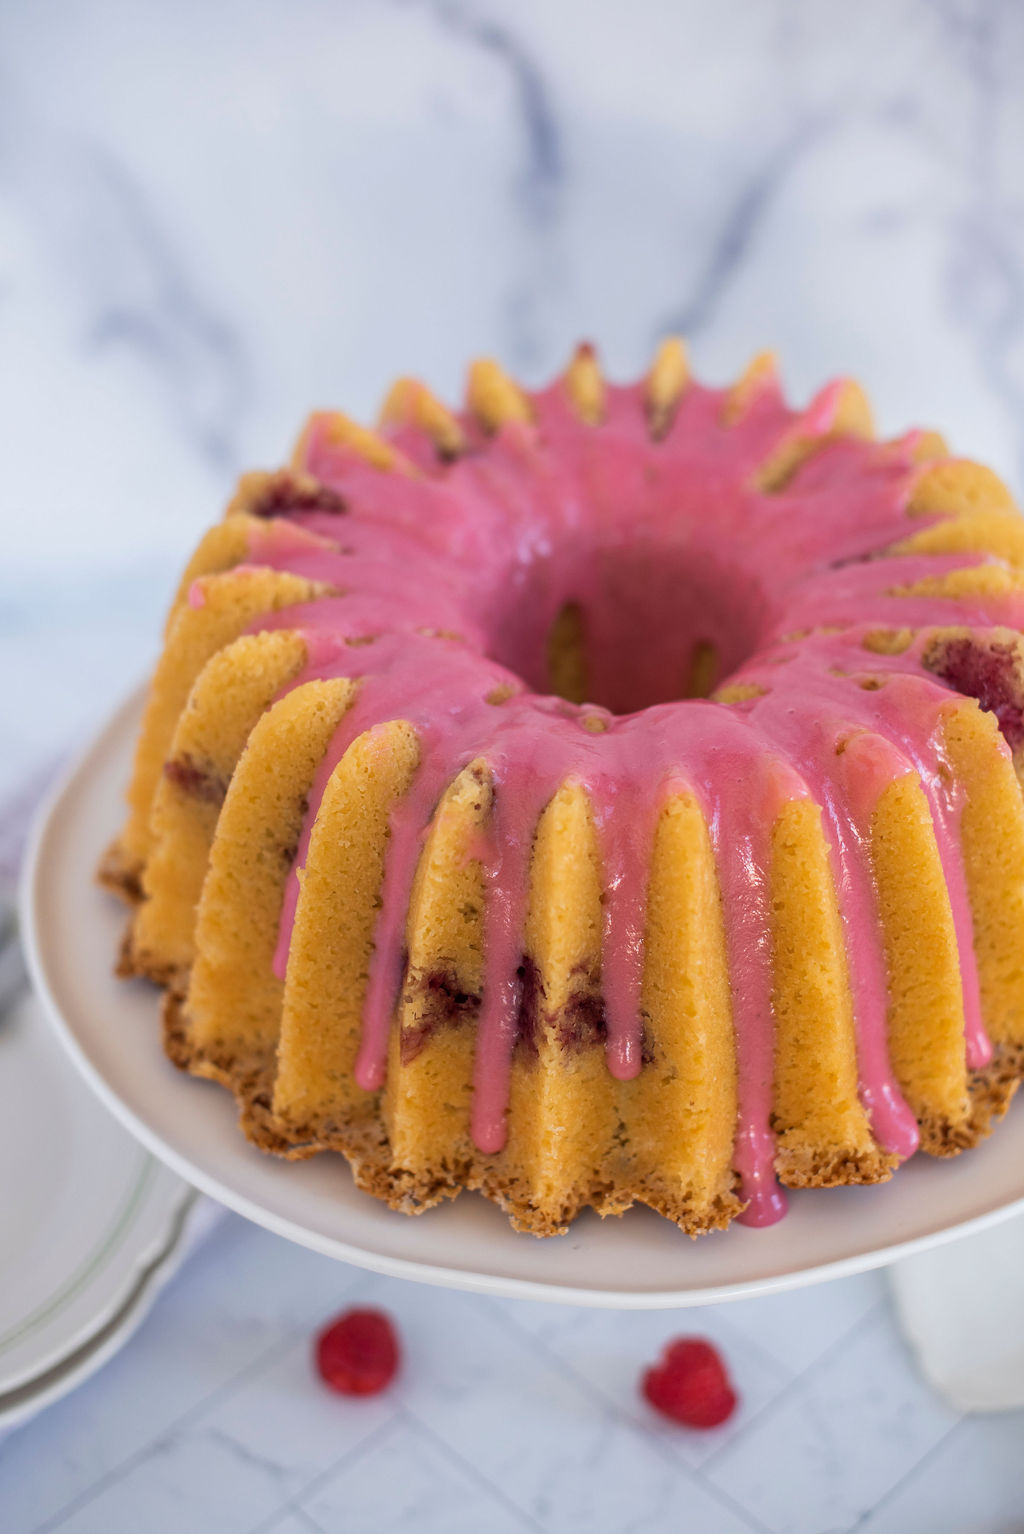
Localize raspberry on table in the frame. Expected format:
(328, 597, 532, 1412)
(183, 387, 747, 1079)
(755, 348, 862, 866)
(315, 1307, 401, 1396)
(641, 1336, 738, 1429)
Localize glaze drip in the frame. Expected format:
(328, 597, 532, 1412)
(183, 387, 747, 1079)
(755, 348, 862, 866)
(243, 371, 1023, 1224)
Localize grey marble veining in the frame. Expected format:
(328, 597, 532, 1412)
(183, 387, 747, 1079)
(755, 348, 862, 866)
(4, 2, 1024, 1529)
(3, 0, 1024, 591)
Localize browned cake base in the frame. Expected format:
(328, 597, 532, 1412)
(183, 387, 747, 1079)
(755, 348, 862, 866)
(101, 343, 1024, 1237)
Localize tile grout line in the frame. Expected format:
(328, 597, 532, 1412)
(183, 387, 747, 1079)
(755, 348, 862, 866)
(847, 1310, 976, 1534)
(484, 1288, 919, 1530)
(30, 1289, 362, 1534)
(399, 1402, 551, 1534)
(705, 1291, 969, 1530)
(478, 1296, 771, 1534)
(242, 1416, 401, 1534)
(283, 1506, 330, 1534)
(684, 1295, 922, 1534)
(695, 1300, 815, 1389)
(851, 1415, 964, 1531)
(699, 1297, 892, 1470)
(21, 1246, 934, 1534)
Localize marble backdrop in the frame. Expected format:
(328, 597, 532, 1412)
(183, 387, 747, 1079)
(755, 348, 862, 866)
(4, 5, 1024, 1528)
(6, 0, 1024, 790)
(3, 0, 1023, 596)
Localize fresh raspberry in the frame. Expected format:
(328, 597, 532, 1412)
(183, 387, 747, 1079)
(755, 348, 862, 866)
(641, 1337, 737, 1428)
(315, 1308, 400, 1396)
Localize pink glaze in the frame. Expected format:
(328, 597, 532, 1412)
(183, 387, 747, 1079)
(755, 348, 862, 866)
(236, 367, 1018, 1224)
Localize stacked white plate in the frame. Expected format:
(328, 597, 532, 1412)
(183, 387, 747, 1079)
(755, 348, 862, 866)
(0, 990, 203, 1433)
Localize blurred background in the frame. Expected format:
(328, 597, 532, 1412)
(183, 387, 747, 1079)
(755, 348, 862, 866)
(4, 1, 1024, 1529)
(4, 0, 1024, 798)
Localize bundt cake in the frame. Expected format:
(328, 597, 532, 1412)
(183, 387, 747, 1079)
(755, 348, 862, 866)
(102, 340, 1024, 1236)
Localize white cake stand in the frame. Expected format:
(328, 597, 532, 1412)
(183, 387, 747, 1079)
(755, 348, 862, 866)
(21, 689, 1024, 1308)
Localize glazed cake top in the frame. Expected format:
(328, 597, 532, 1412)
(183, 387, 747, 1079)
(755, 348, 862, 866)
(200, 345, 1024, 1224)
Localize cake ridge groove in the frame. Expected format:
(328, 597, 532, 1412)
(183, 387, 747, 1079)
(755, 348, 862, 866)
(105, 341, 1024, 1236)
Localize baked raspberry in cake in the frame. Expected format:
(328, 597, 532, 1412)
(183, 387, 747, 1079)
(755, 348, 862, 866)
(102, 340, 1024, 1235)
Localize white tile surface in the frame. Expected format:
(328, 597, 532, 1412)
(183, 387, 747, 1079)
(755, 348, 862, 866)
(299, 1419, 538, 1534)
(5, 1, 1024, 1529)
(720, 1272, 886, 1378)
(704, 1306, 961, 1534)
(491, 1294, 792, 1470)
(858, 1414, 1024, 1534)
(6, 1216, 1024, 1534)
(263, 1514, 328, 1534)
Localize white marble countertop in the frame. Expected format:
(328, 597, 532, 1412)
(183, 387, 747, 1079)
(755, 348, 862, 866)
(4, 1, 1024, 1528)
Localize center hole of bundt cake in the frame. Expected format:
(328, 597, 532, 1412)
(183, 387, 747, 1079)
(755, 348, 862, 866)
(546, 604, 721, 706)
(492, 543, 765, 713)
